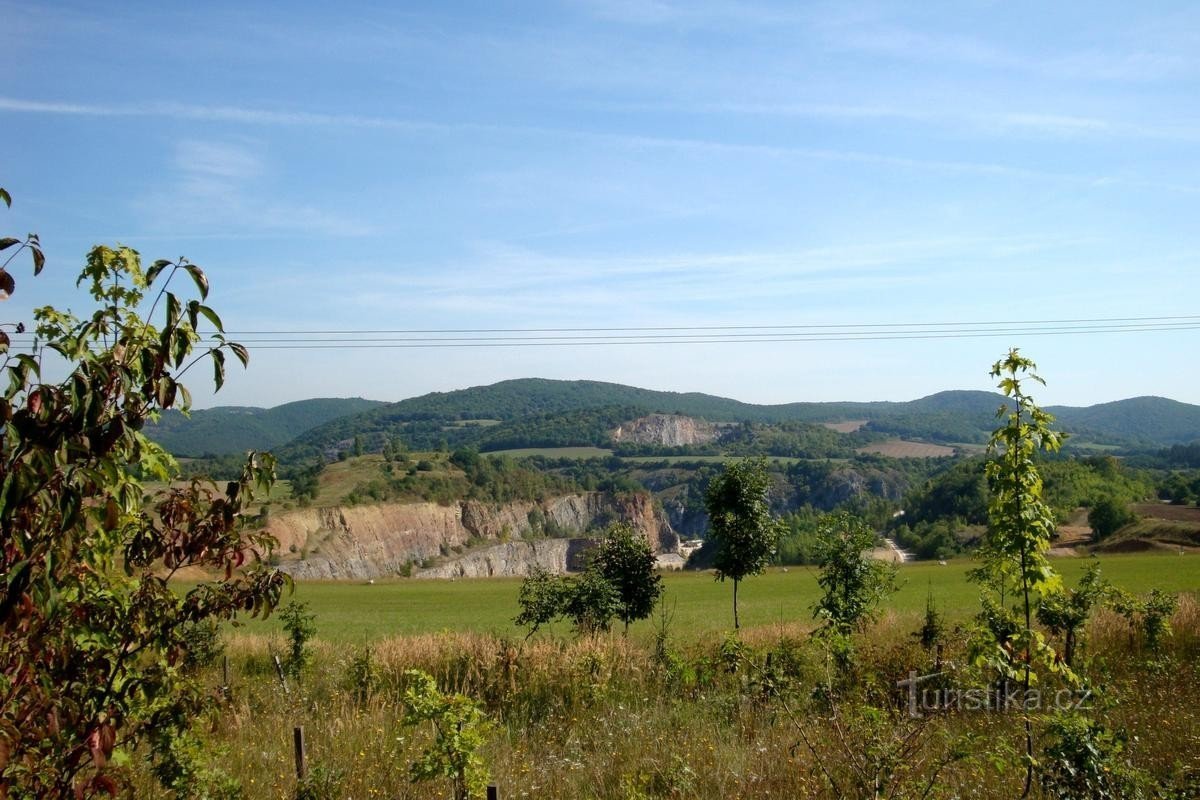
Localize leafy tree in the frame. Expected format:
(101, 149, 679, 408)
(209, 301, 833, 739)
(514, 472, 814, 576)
(562, 567, 621, 635)
(811, 511, 897, 632)
(704, 457, 783, 629)
(1087, 496, 1136, 541)
(280, 600, 317, 677)
(513, 562, 622, 638)
(0, 189, 286, 796)
(590, 522, 663, 634)
(513, 565, 570, 640)
(915, 583, 945, 650)
(969, 348, 1067, 798)
(401, 670, 491, 800)
(1036, 563, 1110, 667)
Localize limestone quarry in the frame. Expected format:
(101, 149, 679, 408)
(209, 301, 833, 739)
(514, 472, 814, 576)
(265, 491, 676, 580)
(609, 414, 726, 447)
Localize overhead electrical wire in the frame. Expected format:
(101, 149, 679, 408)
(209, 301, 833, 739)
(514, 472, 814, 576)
(5, 315, 1199, 350)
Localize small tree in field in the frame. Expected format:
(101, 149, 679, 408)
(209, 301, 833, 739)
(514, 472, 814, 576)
(704, 458, 783, 629)
(514, 565, 570, 640)
(591, 522, 663, 634)
(812, 511, 897, 633)
(969, 348, 1067, 798)
(0, 187, 286, 797)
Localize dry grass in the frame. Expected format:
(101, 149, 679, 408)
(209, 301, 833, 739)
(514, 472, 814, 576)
(820, 420, 868, 433)
(124, 594, 1200, 799)
(856, 440, 957, 458)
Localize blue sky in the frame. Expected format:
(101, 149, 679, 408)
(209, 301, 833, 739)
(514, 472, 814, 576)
(3, 1, 1198, 408)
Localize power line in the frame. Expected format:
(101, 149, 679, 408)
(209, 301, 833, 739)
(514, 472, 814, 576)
(6, 316, 1198, 350)
(213, 314, 1200, 336)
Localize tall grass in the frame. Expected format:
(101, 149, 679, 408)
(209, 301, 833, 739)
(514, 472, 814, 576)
(126, 595, 1200, 799)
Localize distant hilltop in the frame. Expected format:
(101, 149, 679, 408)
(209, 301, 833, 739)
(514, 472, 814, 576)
(144, 378, 1200, 460)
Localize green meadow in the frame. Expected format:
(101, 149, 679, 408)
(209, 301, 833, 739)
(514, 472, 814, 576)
(236, 552, 1200, 644)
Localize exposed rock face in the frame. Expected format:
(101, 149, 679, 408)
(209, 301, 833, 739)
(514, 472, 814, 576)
(610, 414, 722, 447)
(415, 539, 595, 579)
(266, 492, 674, 580)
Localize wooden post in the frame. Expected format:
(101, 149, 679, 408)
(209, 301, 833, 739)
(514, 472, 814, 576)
(222, 655, 230, 687)
(293, 726, 307, 780)
(487, 786, 499, 800)
(935, 644, 943, 671)
(273, 653, 290, 695)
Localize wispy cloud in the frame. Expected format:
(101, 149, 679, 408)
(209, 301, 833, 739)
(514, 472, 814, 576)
(8, 95, 1197, 194)
(570, 0, 811, 28)
(322, 234, 1091, 320)
(821, 18, 1198, 83)
(134, 138, 373, 238)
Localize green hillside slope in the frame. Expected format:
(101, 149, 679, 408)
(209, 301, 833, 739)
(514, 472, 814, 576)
(146, 397, 385, 456)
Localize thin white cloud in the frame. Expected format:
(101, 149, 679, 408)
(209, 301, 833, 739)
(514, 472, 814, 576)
(5, 96, 1197, 193)
(822, 18, 1197, 83)
(133, 138, 374, 238)
(318, 233, 1090, 319)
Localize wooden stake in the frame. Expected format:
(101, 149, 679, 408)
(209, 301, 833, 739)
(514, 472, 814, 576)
(293, 726, 307, 780)
(273, 653, 290, 695)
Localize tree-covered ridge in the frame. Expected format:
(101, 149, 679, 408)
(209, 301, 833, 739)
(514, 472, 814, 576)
(1050, 396, 1200, 446)
(156, 378, 1200, 467)
(145, 397, 385, 455)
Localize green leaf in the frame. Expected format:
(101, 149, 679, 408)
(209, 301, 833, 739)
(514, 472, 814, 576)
(212, 348, 226, 391)
(196, 304, 223, 331)
(0, 187, 10, 207)
(184, 264, 209, 299)
(165, 292, 180, 330)
(145, 259, 172, 285)
(172, 329, 190, 368)
(31, 247, 44, 276)
(229, 342, 249, 367)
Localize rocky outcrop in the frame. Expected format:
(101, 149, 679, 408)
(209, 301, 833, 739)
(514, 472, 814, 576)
(415, 539, 595, 579)
(266, 492, 675, 580)
(610, 414, 723, 447)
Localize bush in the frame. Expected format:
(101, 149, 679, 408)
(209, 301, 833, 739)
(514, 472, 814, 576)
(1089, 496, 1136, 540)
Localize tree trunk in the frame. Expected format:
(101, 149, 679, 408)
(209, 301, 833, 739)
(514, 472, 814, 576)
(733, 579, 740, 630)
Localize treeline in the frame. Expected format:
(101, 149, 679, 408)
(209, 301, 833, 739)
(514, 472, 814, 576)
(340, 451, 585, 507)
(886, 454, 1162, 559)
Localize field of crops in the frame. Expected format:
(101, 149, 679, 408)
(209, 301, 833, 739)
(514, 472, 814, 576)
(856, 439, 957, 458)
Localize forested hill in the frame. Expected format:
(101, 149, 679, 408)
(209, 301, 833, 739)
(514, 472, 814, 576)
(268, 380, 1200, 463)
(151, 380, 1200, 461)
(145, 397, 385, 456)
(1050, 396, 1200, 447)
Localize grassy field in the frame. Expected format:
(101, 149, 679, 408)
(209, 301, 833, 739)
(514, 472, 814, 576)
(236, 552, 1200, 644)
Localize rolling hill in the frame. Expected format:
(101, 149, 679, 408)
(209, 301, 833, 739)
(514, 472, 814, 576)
(145, 397, 385, 456)
(150, 380, 1200, 462)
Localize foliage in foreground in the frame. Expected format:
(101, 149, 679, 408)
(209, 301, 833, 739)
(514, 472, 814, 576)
(0, 189, 286, 797)
(127, 593, 1200, 799)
